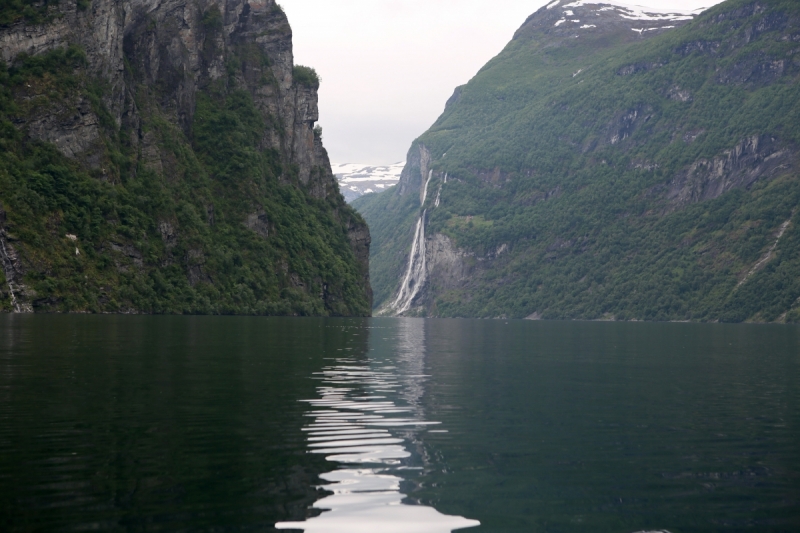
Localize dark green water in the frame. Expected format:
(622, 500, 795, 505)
(0, 316, 798, 532)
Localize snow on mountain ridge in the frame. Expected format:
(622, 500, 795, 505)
(539, 0, 704, 35)
(557, 0, 705, 19)
(333, 162, 404, 203)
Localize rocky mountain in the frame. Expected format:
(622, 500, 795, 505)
(0, 0, 371, 315)
(332, 162, 403, 203)
(354, 0, 800, 322)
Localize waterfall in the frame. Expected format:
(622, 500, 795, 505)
(0, 232, 24, 313)
(390, 211, 428, 315)
(420, 170, 433, 205)
(388, 171, 437, 315)
(435, 174, 446, 207)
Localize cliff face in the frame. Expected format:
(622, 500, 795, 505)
(0, 0, 371, 315)
(355, 0, 800, 323)
(1, 0, 322, 187)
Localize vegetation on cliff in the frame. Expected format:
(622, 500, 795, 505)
(356, 0, 800, 322)
(292, 65, 321, 90)
(0, 0, 60, 27)
(0, 2, 370, 316)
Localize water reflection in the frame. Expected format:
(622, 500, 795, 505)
(276, 319, 479, 532)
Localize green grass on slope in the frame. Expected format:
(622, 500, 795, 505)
(356, 0, 800, 322)
(0, 45, 370, 315)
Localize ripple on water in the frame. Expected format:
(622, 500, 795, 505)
(275, 355, 479, 532)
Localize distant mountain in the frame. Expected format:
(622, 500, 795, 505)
(333, 163, 404, 202)
(354, 0, 800, 322)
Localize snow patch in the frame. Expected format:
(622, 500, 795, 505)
(555, 19, 566, 26)
(547, 0, 561, 8)
(333, 162, 404, 202)
(581, 24, 597, 28)
(563, 0, 700, 22)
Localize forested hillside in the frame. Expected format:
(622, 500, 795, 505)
(355, 0, 800, 322)
(0, 0, 371, 315)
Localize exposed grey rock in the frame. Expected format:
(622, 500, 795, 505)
(717, 54, 792, 86)
(617, 62, 664, 76)
(158, 221, 178, 249)
(666, 135, 794, 210)
(682, 129, 706, 143)
(666, 85, 692, 102)
(186, 249, 209, 287)
(347, 217, 373, 307)
(0, 228, 33, 313)
(109, 242, 143, 270)
(477, 167, 512, 187)
(24, 95, 102, 159)
(425, 233, 471, 293)
(674, 40, 720, 56)
(0, 0, 347, 204)
(245, 210, 271, 239)
(206, 204, 215, 226)
(141, 131, 163, 174)
(0, 201, 32, 312)
(396, 144, 432, 198)
(608, 105, 654, 145)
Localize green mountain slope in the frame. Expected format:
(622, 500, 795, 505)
(355, 0, 800, 322)
(0, 0, 371, 316)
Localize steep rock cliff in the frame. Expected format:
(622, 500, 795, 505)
(0, 0, 371, 315)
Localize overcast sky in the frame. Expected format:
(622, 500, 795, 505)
(279, 0, 723, 165)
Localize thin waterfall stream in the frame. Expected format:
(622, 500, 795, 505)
(0, 232, 26, 313)
(387, 171, 436, 315)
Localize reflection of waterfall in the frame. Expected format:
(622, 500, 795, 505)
(387, 171, 436, 316)
(396, 318, 427, 413)
(276, 320, 479, 533)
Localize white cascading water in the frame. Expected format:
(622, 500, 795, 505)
(420, 170, 433, 205)
(389, 171, 434, 315)
(434, 173, 446, 207)
(0, 234, 22, 313)
(390, 213, 427, 315)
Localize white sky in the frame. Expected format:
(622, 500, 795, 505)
(279, 0, 723, 165)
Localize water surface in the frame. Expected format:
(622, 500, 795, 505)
(0, 316, 798, 532)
